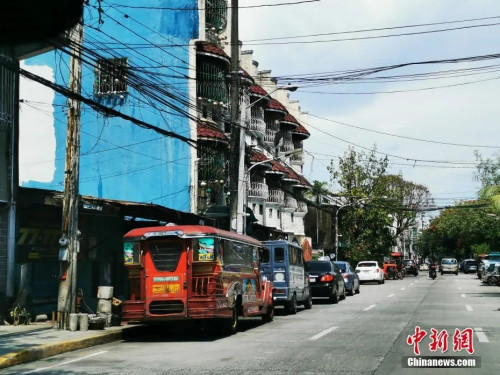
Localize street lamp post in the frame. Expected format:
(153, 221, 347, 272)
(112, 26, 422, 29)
(334, 198, 368, 261)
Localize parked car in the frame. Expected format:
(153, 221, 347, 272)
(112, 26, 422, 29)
(355, 261, 385, 284)
(440, 258, 458, 275)
(463, 260, 478, 274)
(333, 261, 360, 295)
(402, 259, 419, 276)
(419, 263, 429, 271)
(481, 263, 500, 284)
(305, 260, 346, 303)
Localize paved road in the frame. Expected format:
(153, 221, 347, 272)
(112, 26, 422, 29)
(5, 273, 499, 375)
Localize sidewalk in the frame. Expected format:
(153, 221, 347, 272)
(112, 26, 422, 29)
(0, 321, 140, 369)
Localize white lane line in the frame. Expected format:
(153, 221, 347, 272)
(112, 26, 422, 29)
(409, 283, 414, 286)
(387, 293, 395, 298)
(474, 327, 489, 343)
(461, 293, 466, 298)
(400, 287, 406, 291)
(21, 351, 108, 374)
(363, 304, 376, 311)
(466, 305, 473, 312)
(309, 326, 338, 341)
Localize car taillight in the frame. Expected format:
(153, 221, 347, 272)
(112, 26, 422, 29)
(274, 289, 286, 294)
(376, 268, 379, 272)
(320, 274, 334, 282)
(343, 274, 349, 280)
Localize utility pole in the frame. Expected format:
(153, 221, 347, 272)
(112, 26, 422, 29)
(228, 0, 240, 232)
(57, 20, 83, 329)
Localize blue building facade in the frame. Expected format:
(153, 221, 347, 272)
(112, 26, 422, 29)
(21, 0, 200, 212)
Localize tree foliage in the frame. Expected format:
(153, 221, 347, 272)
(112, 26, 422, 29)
(415, 201, 500, 260)
(328, 147, 434, 265)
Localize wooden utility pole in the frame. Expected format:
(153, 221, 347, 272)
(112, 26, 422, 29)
(228, 0, 240, 232)
(57, 20, 83, 329)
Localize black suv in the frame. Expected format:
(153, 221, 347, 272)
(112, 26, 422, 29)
(403, 259, 419, 276)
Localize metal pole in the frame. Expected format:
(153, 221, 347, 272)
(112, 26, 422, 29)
(57, 20, 83, 329)
(228, 0, 240, 232)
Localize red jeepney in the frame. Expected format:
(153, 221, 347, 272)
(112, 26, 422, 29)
(121, 225, 274, 334)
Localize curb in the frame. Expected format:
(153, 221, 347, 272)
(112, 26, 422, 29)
(0, 327, 133, 369)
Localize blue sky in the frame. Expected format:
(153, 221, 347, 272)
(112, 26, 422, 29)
(240, 0, 500, 210)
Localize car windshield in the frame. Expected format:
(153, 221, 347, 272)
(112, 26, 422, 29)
(306, 261, 331, 272)
(357, 262, 376, 268)
(442, 259, 457, 265)
(333, 262, 347, 272)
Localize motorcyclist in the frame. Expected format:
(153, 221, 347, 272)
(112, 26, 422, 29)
(429, 260, 437, 278)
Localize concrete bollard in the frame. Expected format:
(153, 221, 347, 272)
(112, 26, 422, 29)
(97, 286, 114, 299)
(69, 313, 79, 331)
(97, 299, 112, 314)
(79, 313, 89, 331)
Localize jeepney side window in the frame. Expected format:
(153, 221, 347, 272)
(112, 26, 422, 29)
(223, 240, 253, 267)
(193, 237, 216, 262)
(123, 241, 140, 265)
(274, 247, 285, 263)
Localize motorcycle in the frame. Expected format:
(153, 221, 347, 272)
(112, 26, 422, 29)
(429, 264, 437, 280)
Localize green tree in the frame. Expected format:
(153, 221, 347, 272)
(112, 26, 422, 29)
(328, 147, 393, 264)
(417, 201, 500, 260)
(475, 151, 500, 213)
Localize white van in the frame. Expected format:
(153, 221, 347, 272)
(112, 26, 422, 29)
(440, 258, 458, 275)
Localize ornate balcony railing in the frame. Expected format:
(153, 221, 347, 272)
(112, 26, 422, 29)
(248, 182, 269, 199)
(249, 117, 266, 135)
(296, 201, 308, 213)
(205, 0, 228, 32)
(267, 189, 285, 205)
(280, 140, 294, 153)
(284, 195, 298, 210)
(264, 129, 277, 144)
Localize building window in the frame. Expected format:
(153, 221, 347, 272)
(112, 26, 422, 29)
(269, 208, 273, 218)
(259, 204, 263, 215)
(95, 57, 128, 95)
(291, 213, 294, 222)
(277, 211, 281, 219)
(252, 203, 256, 212)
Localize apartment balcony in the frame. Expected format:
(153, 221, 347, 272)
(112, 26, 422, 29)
(248, 117, 266, 136)
(291, 151, 303, 162)
(267, 189, 285, 205)
(248, 182, 269, 200)
(264, 129, 277, 145)
(295, 201, 308, 216)
(282, 195, 298, 212)
(280, 140, 294, 153)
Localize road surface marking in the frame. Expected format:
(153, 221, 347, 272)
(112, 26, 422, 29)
(309, 326, 338, 341)
(466, 305, 473, 311)
(21, 351, 108, 374)
(363, 304, 376, 311)
(461, 293, 466, 298)
(387, 293, 395, 298)
(409, 283, 414, 286)
(474, 327, 489, 343)
(400, 287, 406, 291)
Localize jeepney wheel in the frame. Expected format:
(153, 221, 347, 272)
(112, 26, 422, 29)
(262, 306, 274, 323)
(220, 307, 238, 335)
(304, 293, 313, 309)
(287, 294, 297, 315)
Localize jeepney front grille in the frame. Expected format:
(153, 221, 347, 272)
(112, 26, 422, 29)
(149, 300, 184, 315)
(192, 276, 223, 296)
